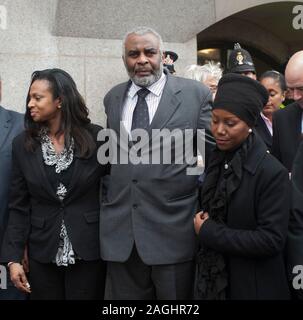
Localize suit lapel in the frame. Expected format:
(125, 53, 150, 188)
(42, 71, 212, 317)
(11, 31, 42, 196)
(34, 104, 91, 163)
(256, 116, 272, 148)
(32, 146, 58, 199)
(146, 73, 181, 141)
(33, 144, 90, 202)
(64, 155, 88, 201)
(111, 81, 131, 134)
(293, 103, 303, 146)
(33, 140, 90, 202)
(0, 106, 11, 150)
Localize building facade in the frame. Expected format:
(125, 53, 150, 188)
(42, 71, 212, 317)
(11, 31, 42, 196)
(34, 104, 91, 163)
(0, 0, 302, 125)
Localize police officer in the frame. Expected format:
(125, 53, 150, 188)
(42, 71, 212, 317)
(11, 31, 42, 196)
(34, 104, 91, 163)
(228, 43, 257, 80)
(163, 50, 178, 75)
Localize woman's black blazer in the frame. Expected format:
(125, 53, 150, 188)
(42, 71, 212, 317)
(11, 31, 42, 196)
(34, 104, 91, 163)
(1, 124, 107, 263)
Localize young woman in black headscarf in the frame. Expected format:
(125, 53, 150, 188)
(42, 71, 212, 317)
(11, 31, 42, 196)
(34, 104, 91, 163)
(194, 73, 290, 300)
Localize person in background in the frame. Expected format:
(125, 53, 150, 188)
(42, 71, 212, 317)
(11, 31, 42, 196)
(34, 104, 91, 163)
(194, 73, 290, 300)
(0, 74, 26, 300)
(287, 139, 303, 299)
(184, 61, 223, 100)
(183, 61, 222, 170)
(272, 50, 303, 173)
(255, 70, 286, 151)
(283, 87, 295, 107)
(227, 43, 257, 80)
(163, 50, 178, 75)
(1, 68, 107, 300)
(285, 53, 303, 299)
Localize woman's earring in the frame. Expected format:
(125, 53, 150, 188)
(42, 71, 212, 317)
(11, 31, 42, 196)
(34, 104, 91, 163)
(248, 128, 252, 133)
(58, 105, 62, 109)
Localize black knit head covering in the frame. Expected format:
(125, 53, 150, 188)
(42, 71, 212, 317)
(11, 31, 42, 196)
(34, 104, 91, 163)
(213, 73, 268, 127)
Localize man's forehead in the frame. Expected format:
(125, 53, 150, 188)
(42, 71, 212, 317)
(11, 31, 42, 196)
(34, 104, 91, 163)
(125, 33, 159, 47)
(287, 83, 303, 89)
(286, 73, 303, 88)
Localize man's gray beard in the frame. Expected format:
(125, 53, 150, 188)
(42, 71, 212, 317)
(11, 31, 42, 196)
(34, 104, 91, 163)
(130, 64, 163, 87)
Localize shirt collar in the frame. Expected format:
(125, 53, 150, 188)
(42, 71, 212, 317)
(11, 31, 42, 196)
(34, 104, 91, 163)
(128, 72, 166, 98)
(260, 112, 271, 123)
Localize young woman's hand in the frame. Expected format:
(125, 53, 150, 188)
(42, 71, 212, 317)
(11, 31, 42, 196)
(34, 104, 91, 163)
(9, 263, 31, 293)
(194, 211, 209, 235)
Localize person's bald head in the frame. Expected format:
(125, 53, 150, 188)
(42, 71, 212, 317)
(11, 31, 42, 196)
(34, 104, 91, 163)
(285, 51, 303, 107)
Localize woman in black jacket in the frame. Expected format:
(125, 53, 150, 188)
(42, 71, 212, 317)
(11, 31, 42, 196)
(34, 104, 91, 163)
(194, 74, 290, 300)
(1, 68, 107, 299)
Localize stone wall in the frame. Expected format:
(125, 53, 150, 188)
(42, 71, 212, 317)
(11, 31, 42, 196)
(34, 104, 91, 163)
(0, 0, 199, 125)
(0, 0, 301, 125)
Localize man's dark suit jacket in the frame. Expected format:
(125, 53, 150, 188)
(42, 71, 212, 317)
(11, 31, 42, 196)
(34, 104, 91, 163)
(287, 140, 303, 299)
(0, 106, 25, 300)
(1, 124, 107, 264)
(272, 102, 302, 172)
(0, 106, 23, 248)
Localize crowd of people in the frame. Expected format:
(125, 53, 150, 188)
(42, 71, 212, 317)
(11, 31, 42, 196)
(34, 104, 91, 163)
(0, 26, 303, 300)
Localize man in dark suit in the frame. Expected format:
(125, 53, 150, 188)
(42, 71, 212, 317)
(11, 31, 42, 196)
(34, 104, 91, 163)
(285, 51, 303, 299)
(288, 140, 303, 299)
(0, 76, 25, 300)
(272, 50, 303, 172)
(100, 27, 214, 299)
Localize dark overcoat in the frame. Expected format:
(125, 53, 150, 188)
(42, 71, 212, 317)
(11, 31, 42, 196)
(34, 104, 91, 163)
(199, 133, 290, 300)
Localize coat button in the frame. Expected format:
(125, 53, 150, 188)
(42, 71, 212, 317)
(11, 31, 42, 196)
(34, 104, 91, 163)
(133, 204, 138, 209)
(132, 180, 138, 184)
